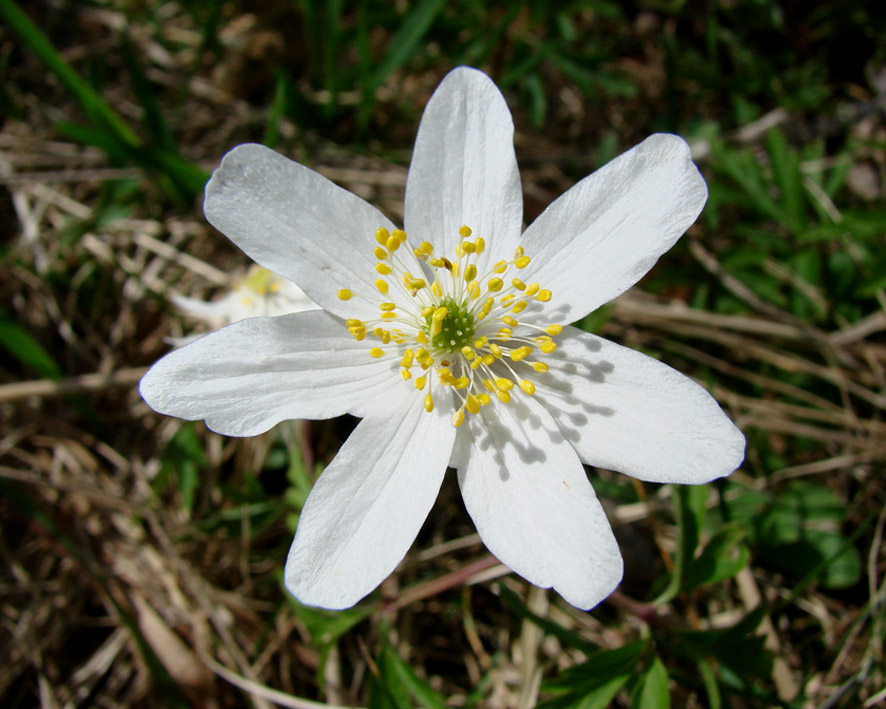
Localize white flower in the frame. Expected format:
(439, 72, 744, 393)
(140, 67, 745, 611)
(171, 265, 317, 332)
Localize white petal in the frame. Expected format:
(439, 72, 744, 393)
(534, 326, 746, 484)
(285, 386, 456, 609)
(139, 310, 393, 436)
(405, 67, 523, 274)
(204, 144, 395, 321)
(520, 134, 708, 322)
(458, 395, 623, 610)
(170, 291, 235, 320)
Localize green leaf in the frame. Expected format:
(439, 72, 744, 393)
(656, 485, 707, 603)
(289, 601, 371, 650)
(541, 641, 644, 705)
(369, 642, 448, 709)
(669, 605, 771, 681)
(630, 656, 669, 709)
(683, 523, 750, 590)
(0, 318, 61, 379)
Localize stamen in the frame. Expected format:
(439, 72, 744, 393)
(342, 227, 561, 427)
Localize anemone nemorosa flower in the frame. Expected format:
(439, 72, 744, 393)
(170, 264, 317, 333)
(140, 67, 745, 610)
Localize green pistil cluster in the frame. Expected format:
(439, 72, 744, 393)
(427, 297, 475, 351)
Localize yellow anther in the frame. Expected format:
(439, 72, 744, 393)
(520, 380, 535, 395)
(495, 378, 514, 391)
(496, 389, 511, 403)
(401, 369, 411, 380)
(489, 343, 503, 359)
(431, 320, 443, 338)
(482, 354, 494, 366)
(482, 379, 495, 391)
(540, 341, 557, 354)
(488, 277, 504, 292)
(380, 331, 391, 344)
(475, 237, 485, 254)
(459, 225, 472, 237)
(369, 347, 385, 358)
(466, 394, 481, 414)
(373, 327, 385, 337)
(546, 324, 563, 336)
(512, 278, 526, 290)
(420, 356, 435, 370)
(515, 256, 531, 268)
(452, 408, 465, 427)
(376, 263, 392, 275)
(462, 242, 477, 255)
(531, 361, 549, 373)
(431, 282, 443, 297)
(501, 294, 516, 306)
(375, 279, 389, 294)
(392, 228, 406, 241)
(409, 279, 427, 290)
(464, 264, 477, 282)
(498, 327, 512, 338)
(381, 312, 397, 320)
(374, 246, 387, 260)
(416, 348, 428, 359)
(461, 345, 475, 359)
(536, 289, 552, 302)
(470, 357, 482, 370)
(420, 241, 433, 254)
(424, 393, 434, 413)
(512, 300, 528, 314)
(525, 283, 540, 296)
(375, 227, 390, 245)
(414, 248, 426, 260)
(349, 326, 366, 341)
(433, 306, 448, 321)
(421, 306, 435, 318)
(454, 376, 470, 390)
(477, 308, 490, 320)
(502, 316, 518, 327)
(474, 336, 488, 348)
(430, 258, 444, 268)
(386, 236, 400, 252)
(415, 376, 427, 390)
(401, 349, 415, 367)
(380, 302, 396, 311)
(510, 345, 533, 362)
(337, 289, 353, 301)
(468, 281, 481, 299)
(514, 246, 524, 259)
(346, 318, 362, 328)
(478, 393, 491, 406)
(493, 260, 507, 273)
(438, 370, 454, 385)
(416, 330, 428, 344)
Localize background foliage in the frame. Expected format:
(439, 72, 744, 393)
(1, 0, 885, 706)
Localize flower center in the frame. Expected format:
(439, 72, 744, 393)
(337, 225, 561, 427)
(426, 297, 475, 351)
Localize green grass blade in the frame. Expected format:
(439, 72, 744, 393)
(0, 0, 140, 149)
(369, 0, 446, 91)
(0, 318, 61, 379)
